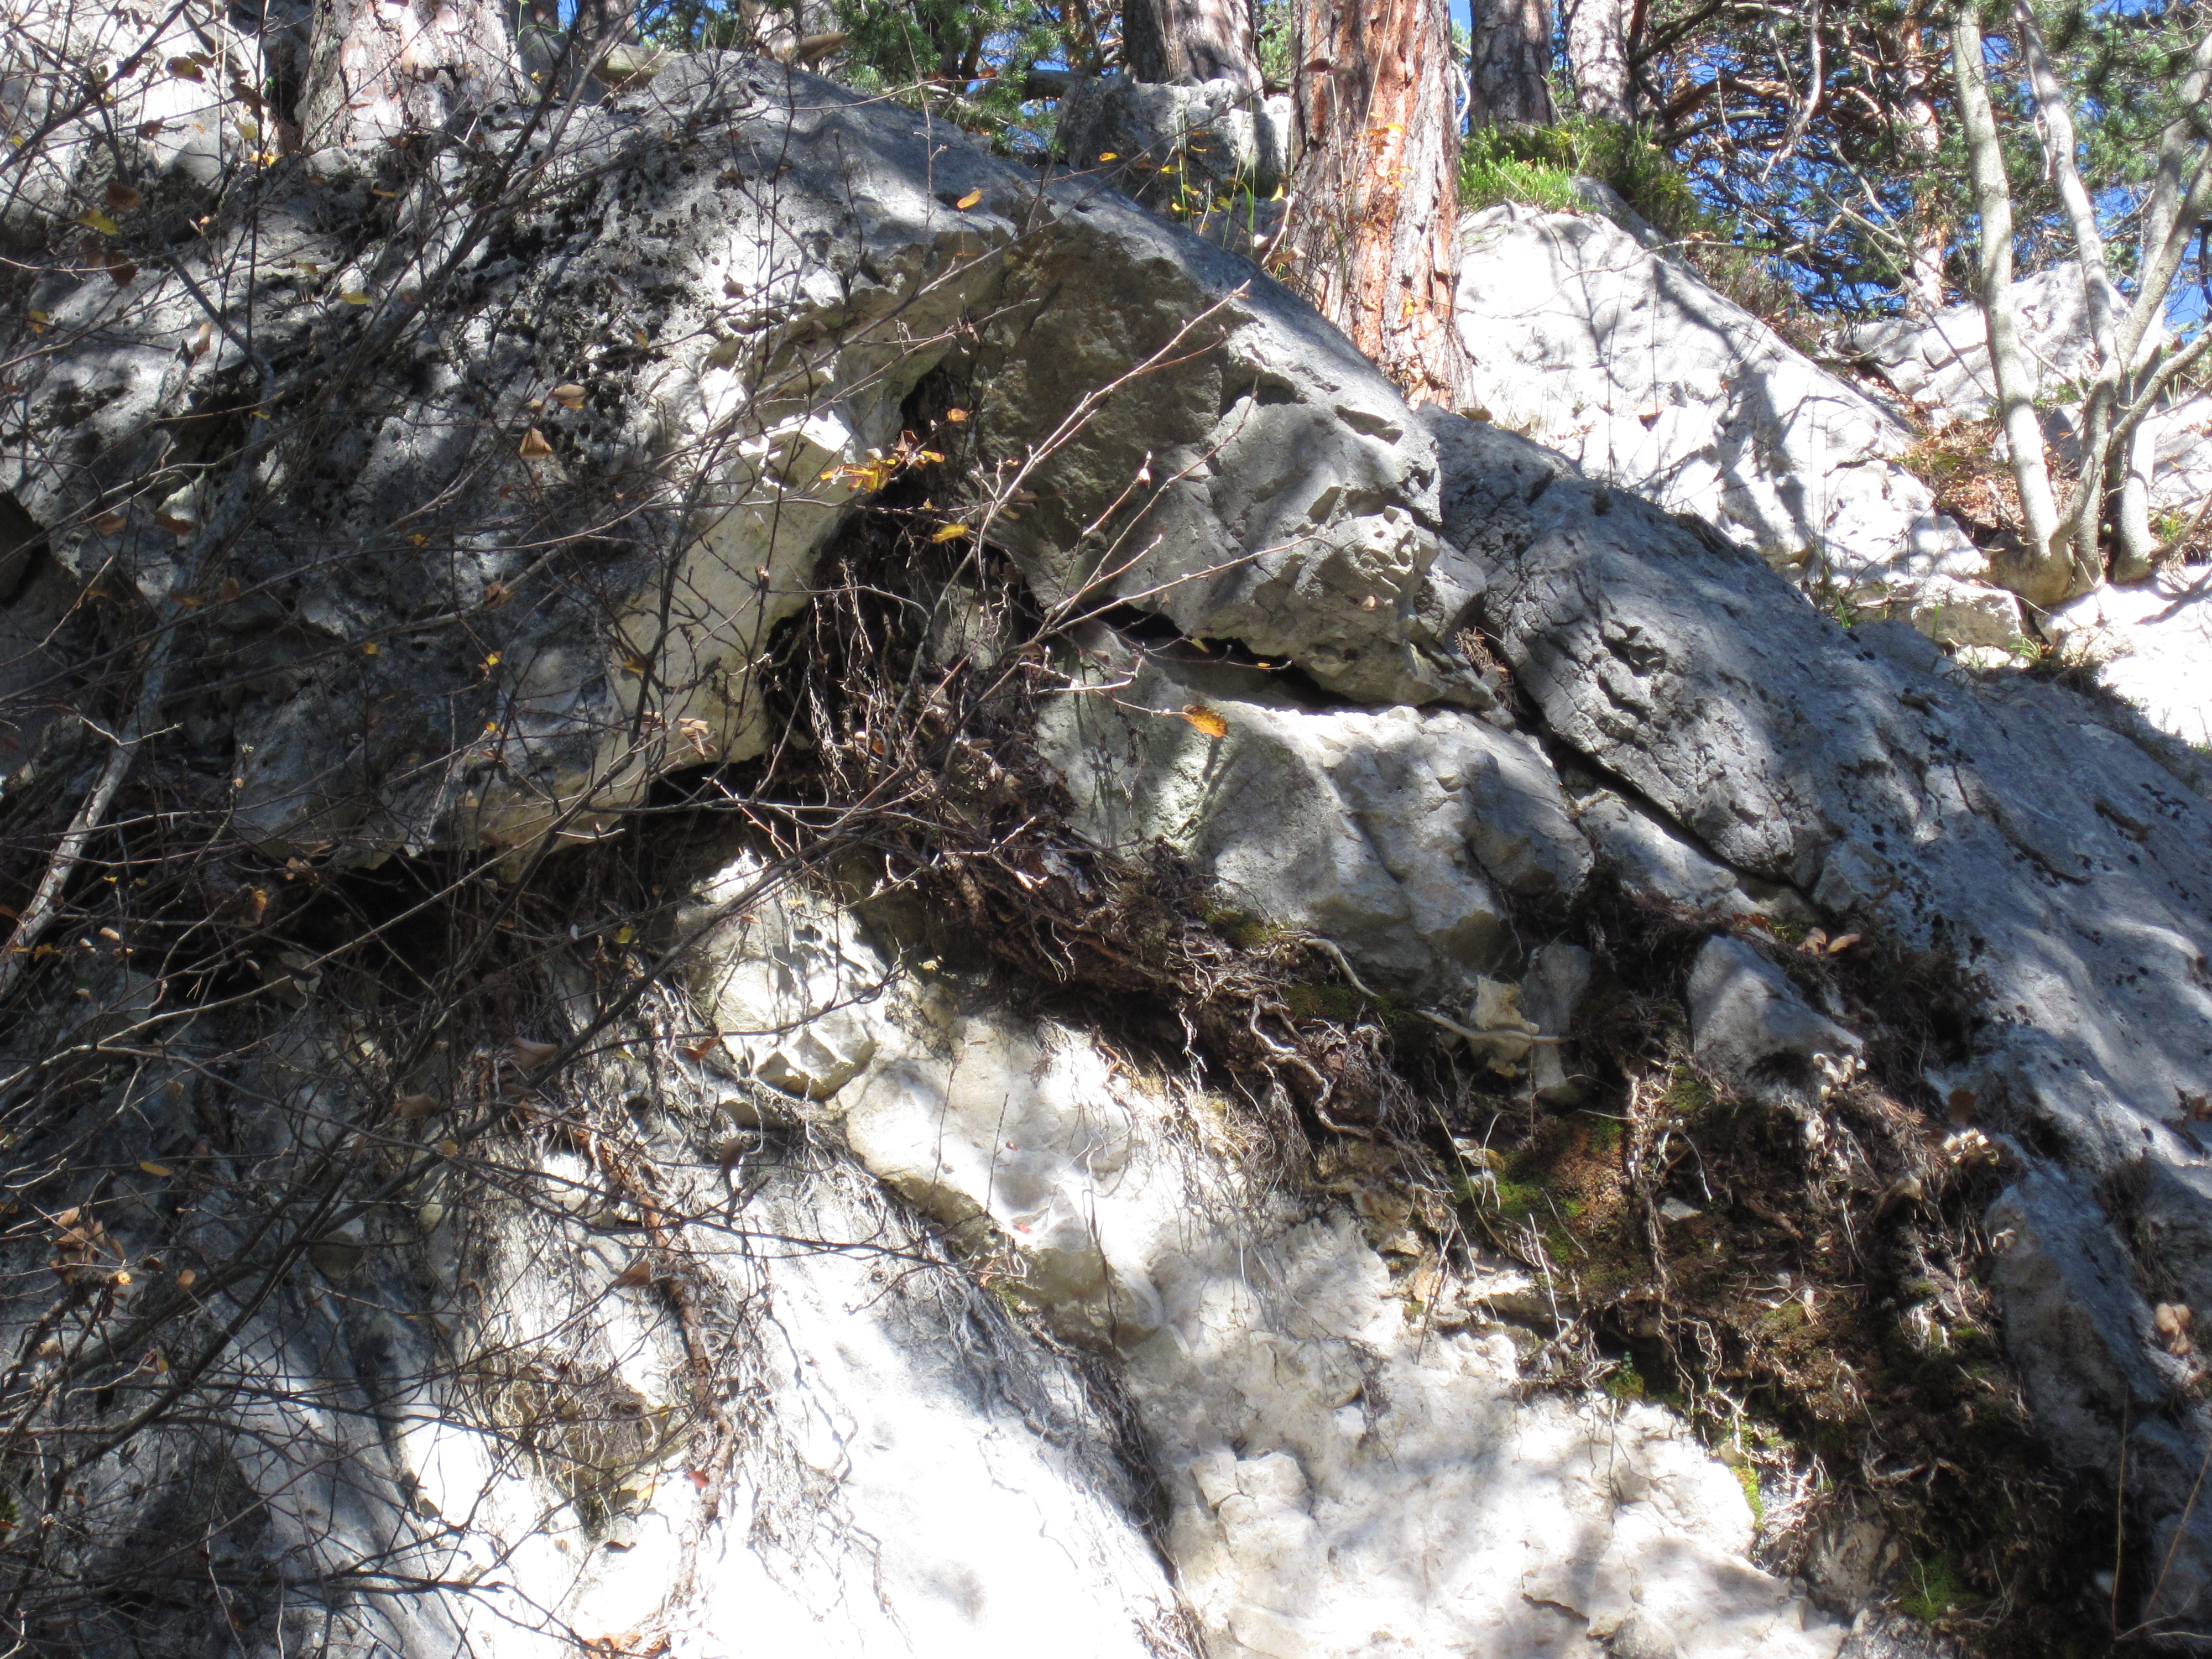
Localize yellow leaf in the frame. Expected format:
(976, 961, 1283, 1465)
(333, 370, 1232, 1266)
(954, 187, 983, 209)
(614, 924, 634, 944)
(340, 289, 371, 305)
(75, 208, 119, 235)
(138, 1161, 171, 1177)
(408, 533, 426, 546)
(371, 187, 396, 198)
(632, 327, 649, 347)
(482, 651, 500, 671)
(518, 428, 554, 459)
(943, 408, 969, 422)
(930, 523, 970, 542)
(361, 641, 378, 654)
(1098, 152, 1118, 161)
(1179, 703, 1229, 739)
(437, 1139, 460, 1157)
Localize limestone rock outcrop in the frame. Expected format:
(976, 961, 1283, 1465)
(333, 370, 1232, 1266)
(1453, 200, 2012, 646)
(6, 38, 2212, 1659)
(695, 878, 1846, 1659)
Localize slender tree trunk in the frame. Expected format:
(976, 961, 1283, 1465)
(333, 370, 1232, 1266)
(301, 0, 523, 149)
(2127, 29, 2212, 573)
(2013, 2, 2143, 582)
(1560, 0, 1631, 122)
(1950, 9, 2073, 606)
(1124, 0, 1261, 87)
(1283, 0, 1465, 405)
(1468, 0, 1554, 127)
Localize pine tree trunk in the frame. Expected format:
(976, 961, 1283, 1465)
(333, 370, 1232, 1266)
(1467, 0, 1554, 127)
(300, 0, 523, 149)
(1124, 0, 1261, 87)
(1884, 19, 1947, 317)
(1282, 0, 1465, 405)
(1561, 0, 1631, 122)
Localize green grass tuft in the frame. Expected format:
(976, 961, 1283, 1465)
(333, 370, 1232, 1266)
(1900, 1553, 1968, 1623)
(1460, 117, 1708, 236)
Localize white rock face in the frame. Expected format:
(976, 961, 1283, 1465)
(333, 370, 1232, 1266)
(2045, 570, 2212, 750)
(1845, 268, 2104, 421)
(1453, 202, 2012, 646)
(694, 872, 1846, 1659)
(387, 1178, 1178, 1659)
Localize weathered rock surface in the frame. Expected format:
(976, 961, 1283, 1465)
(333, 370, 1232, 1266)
(11, 33, 2212, 1659)
(1033, 633, 1587, 994)
(1453, 202, 2012, 646)
(2046, 568, 2212, 753)
(1472, 424, 2212, 1632)
(696, 875, 1846, 1659)
(1689, 935, 1863, 1112)
(3, 51, 1465, 859)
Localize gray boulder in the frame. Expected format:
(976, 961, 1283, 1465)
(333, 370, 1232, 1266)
(1034, 629, 1589, 992)
(2, 53, 1464, 862)
(1689, 935, 1863, 1110)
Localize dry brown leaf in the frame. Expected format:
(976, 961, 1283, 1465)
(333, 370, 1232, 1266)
(91, 512, 127, 534)
(105, 179, 142, 211)
(942, 407, 969, 422)
(518, 428, 554, 460)
(611, 1259, 653, 1289)
(137, 1161, 171, 1178)
(510, 1037, 560, 1069)
(551, 383, 586, 409)
(1947, 1088, 1978, 1124)
(1179, 703, 1229, 739)
(176, 1267, 196, 1288)
(395, 1092, 437, 1120)
(218, 577, 242, 602)
(1825, 932, 1861, 954)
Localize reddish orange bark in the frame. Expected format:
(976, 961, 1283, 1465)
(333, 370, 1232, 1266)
(1281, 0, 1465, 406)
